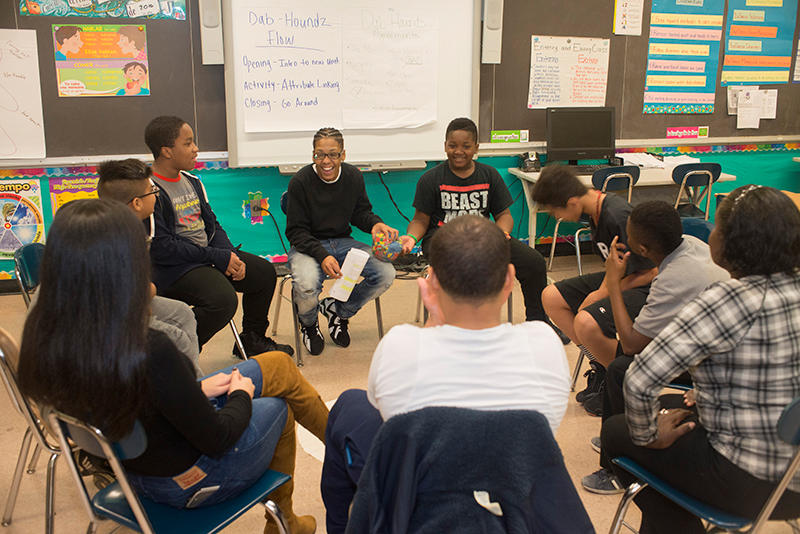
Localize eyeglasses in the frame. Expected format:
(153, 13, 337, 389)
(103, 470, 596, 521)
(313, 152, 342, 161)
(128, 186, 159, 204)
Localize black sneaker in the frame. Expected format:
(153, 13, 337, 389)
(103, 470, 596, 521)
(581, 468, 624, 495)
(300, 321, 325, 355)
(584, 383, 603, 417)
(576, 360, 606, 404)
(319, 297, 350, 348)
(546, 319, 572, 345)
(234, 331, 295, 358)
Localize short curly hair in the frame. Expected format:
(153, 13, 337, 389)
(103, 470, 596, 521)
(715, 185, 800, 276)
(144, 116, 186, 159)
(628, 201, 683, 256)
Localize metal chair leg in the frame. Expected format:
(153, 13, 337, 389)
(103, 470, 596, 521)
(570, 351, 585, 392)
(272, 276, 292, 336)
(290, 300, 304, 368)
(375, 297, 384, 338)
(608, 480, 648, 534)
(45, 452, 58, 534)
(27, 442, 41, 473)
(548, 218, 563, 271)
(2, 428, 32, 526)
(263, 499, 291, 534)
(230, 320, 247, 360)
(575, 227, 591, 277)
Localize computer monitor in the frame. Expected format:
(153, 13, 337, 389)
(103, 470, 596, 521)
(545, 107, 616, 164)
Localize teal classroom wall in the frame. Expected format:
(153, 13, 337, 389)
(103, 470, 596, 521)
(1, 150, 799, 277)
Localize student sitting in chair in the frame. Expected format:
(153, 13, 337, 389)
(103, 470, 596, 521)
(144, 116, 292, 358)
(321, 215, 572, 534)
(285, 127, 397, 355)
(531, 164, 657, 408)
(17, 199, 327, 534)
(399, 117, 569, 343)
(96, 158, 203, 376)
(579, 201, 728, 493)
(603, 185, 800, 534)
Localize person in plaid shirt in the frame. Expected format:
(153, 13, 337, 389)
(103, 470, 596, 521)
(602, 185, 800, 534)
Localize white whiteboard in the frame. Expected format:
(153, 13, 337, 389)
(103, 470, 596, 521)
(222, 0, 479, 167)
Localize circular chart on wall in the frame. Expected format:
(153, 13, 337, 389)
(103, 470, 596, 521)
(0, 191, 44, 259)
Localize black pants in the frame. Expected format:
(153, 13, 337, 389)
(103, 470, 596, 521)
(602, 399, 800, 534)
(163, 250, 278, 348)
(423, 236, 548, 322)
(599, 355, 693, 470)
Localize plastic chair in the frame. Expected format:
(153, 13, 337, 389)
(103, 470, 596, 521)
(271, 192, 384, 366)
(681, 218, 715, 244)
(671, 162, 721, 221)
(548, 166, 641, 273)
(13, 242, 45, 308)
(609, 396, 800, 534)
(47, 408, 293, 534)
(0, 327, 63, 534)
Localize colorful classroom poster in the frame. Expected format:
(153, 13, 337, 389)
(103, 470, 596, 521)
(20, 0, 187, 20)
(643, 0, 725, 114)
(53, 24, 150, 97)
(0, 30, 46, 159)
(49, 176, 98, 215)
(614, 0, 645, 36)
(795, 38, 800, 82)
(721, 0, 798, 85)
(527, 36, 611, 108)
(0, 179, 45, 259)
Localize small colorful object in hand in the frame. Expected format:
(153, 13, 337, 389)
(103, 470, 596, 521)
(372, 232, 403, 262)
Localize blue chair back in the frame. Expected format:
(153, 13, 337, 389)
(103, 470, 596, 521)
(671, 162, 721, 188)
(591, 165, 641, 193)
(14, 243, 45, 306)
(681, 218, 715, 244)
(778, 397, 800, 446)
(280, 191, 288, 215)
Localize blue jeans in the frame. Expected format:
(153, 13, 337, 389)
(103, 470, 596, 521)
(127, 359, 288, 508)
(288, 238, 395, 327)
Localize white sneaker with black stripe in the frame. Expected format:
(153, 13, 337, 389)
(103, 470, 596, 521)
(319, 297, 350, 347)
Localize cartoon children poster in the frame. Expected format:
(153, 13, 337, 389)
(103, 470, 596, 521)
(53, 24, 150, 97)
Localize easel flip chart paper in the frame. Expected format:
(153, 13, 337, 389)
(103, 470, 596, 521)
(0, 30, 45, 159)
(527, 35, 610, 109)
(232, 5, 343, 132)
(342, 8, 438, 129)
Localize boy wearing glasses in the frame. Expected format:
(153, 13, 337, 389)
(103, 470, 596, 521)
(96, 158, 203, 376)
(144, 116, 293, 359)
(285, 127, 397, 355)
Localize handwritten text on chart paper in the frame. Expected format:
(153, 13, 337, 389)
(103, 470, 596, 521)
(232, 5, 438, 132)
(528, 36, 611, 109)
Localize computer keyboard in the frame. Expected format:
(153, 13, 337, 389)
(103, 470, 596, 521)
(563, 163, 612, 175)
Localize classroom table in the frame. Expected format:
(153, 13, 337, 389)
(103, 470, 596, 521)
(508, 166, 737, 245)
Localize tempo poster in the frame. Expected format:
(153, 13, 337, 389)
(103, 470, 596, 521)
(20, 0, 186, 20)
(49, 176, 99, 215)
(0, 179, 45, 259)
(54, 24, 150, 97)
(721, 0, 799, 86)
(643, 0, 725, 114)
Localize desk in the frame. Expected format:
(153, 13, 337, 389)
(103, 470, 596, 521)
(508, 167, 737, 244)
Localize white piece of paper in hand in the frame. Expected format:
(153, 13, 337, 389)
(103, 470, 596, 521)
(329, 248, 370, 302)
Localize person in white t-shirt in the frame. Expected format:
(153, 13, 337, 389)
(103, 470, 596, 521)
(319, 214, 571, 534)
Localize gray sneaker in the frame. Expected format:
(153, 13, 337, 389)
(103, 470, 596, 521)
(581, 468, 624, 495)
(590, 436, 601, 453)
